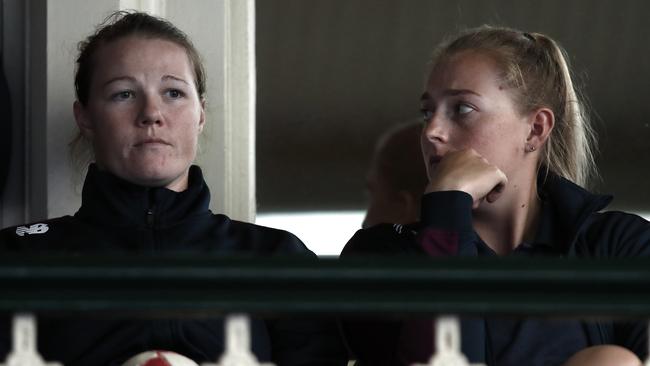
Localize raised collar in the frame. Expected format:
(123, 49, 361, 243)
(522, 171, 612, 254)
(74, 164, 211, 228)
(476, 171, 612, 257)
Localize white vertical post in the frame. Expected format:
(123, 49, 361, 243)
(165, 0, 256, 223)
(202, 314, 274, 366)
(213, 0, 256, 222)
(0, 314, 62, 366)
(411, 316, 485, 366)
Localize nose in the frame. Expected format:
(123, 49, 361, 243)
(137, 94, 163, 127)
(422, 112, 448, 144)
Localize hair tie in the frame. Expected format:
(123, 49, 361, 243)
(523, 32, 536, 42)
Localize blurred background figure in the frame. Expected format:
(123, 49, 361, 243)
(363, 121, 428, 228)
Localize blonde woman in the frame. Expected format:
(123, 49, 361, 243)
(341, 26, 649, 366)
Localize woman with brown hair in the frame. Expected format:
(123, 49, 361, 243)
(0, 11, 346, 366)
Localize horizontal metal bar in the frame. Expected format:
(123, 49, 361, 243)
(0, 255, 648, 317)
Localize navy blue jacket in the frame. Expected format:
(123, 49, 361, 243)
(341, 172, 650, 366)
(0, 164, 347, 366)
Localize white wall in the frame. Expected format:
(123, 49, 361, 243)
(44, 0, 120, 219)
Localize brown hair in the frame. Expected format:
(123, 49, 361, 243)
(430, 25, 597, 187)
(75, 10, 206, 105)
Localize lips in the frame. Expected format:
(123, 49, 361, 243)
(134, 138, 171, 147)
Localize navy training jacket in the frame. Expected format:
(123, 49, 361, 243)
(341, 172, 650, 366)
(0, 164, 348, 366)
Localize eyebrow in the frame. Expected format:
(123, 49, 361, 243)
(162, 75, 190, 85)
(101, 75, 190, 87)
(102, 76, 136, 87)
(420, 89, 482, 102)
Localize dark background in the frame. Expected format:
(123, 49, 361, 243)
(256, 0, 650, 213)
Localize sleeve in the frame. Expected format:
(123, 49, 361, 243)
(417, 191, 479, 256)
(338, 192, 486, 365)
(340, 191, 479, 258)
(338, 227, 414, 365)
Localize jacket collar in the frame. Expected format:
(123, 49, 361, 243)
(74, 164, 211, 228)
(536, 171, 612, 252)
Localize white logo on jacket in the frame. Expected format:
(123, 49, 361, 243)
(15, 223, 49, 237)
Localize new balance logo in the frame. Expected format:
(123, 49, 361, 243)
(15, 224, 49, 237)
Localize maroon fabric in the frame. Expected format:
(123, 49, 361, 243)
(394, 229, 458, 363)
(417, 227, 459, 256)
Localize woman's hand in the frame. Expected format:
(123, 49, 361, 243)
(425, 149, 508, 209)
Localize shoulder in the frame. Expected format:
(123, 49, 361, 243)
(0, 216, 78, 251)
(216, 215, 314, 256)
(577, 211, 650, 257)
(340, 223, 421, 257)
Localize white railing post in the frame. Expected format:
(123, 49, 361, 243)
(0, 314, 62, 366)
(411, 316, 485, 366)
(202, 314, 274, 366)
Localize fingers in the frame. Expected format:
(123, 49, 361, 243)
(485, 172, 507, 203)
(425, 148, 508, 208)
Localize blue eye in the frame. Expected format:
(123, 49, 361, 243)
(112, 90, 134, 100)
(421, 108, 433, 123)
(166, 89, 184, 98)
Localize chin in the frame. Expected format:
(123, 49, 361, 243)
(101, 157, 191, 189)
(134, 175, 175, 188)
(126, 166, 187, 189)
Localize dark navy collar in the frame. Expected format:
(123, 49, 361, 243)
(476, 171, 612, 256)
(519, 171, 612, 255)
(75, 164, 212, 228)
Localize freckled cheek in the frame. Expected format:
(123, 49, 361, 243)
(175, 127, 200, 157)
(461, 133, 500, 161)
(447, 132, 482, 152)
(170, 108, 203, 128)
(94, 125, 129, 152)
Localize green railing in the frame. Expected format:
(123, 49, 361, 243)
(0, 255, 649, 317)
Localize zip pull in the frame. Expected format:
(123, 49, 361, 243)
(146, 207, 155, 227)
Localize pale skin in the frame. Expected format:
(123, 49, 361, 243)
(74, 35, 205, 192)
(420, 50, 642, 365)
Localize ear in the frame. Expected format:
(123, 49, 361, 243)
(197, 99, 206, 133)
(73, 101, 95, 141)
(526, 107, 555, 150)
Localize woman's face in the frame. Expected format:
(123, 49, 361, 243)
(74, 36, 205, 191)
(420, 50, 531, 182)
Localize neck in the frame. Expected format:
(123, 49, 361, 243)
(473, 174, 541, 255)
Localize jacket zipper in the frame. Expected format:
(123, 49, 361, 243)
(146, 207, 155, 228)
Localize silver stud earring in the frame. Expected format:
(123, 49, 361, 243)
(526, 144, 536, 152)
